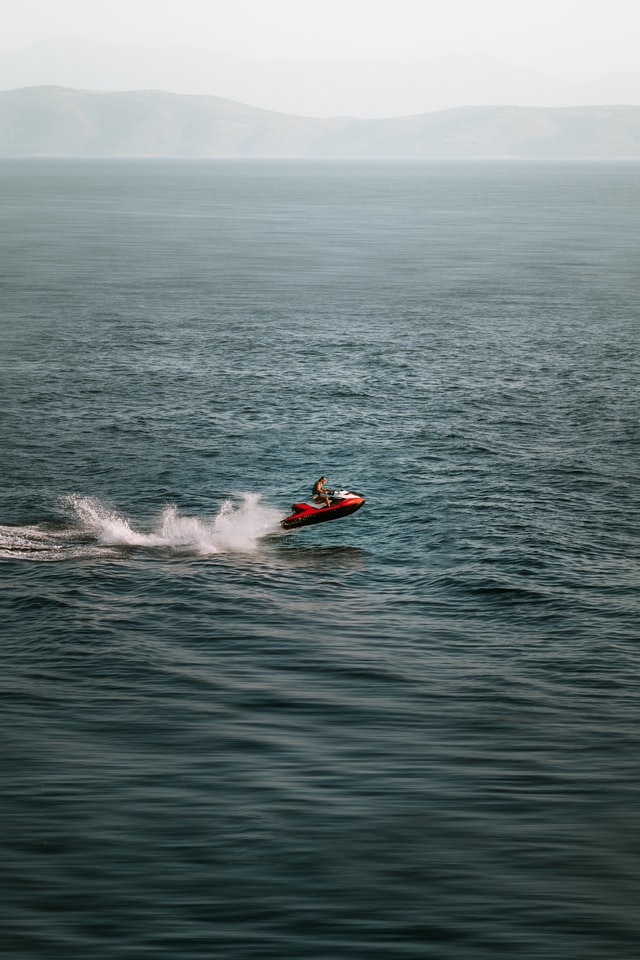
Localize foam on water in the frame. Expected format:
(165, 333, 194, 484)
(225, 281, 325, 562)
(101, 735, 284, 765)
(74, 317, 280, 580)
(68, 492, 284, 554)
(0, 523, 89, 562)
(0, 494, 283, 561)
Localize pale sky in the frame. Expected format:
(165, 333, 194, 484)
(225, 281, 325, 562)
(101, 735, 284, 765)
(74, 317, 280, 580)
(3, 0, 640, 80)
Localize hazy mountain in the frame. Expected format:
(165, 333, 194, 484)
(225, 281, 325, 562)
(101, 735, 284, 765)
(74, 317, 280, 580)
(2, 39, 640, 118)
(2, 86, 640, 159)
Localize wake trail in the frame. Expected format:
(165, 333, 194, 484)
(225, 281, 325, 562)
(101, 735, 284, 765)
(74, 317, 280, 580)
(0, 494, 283, 562)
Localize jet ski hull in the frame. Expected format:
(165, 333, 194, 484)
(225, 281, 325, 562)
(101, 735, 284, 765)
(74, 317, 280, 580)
(281, 493, 365, 530)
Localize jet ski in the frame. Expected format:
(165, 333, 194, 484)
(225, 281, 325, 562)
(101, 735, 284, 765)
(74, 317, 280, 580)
(281, 489, 365, 530)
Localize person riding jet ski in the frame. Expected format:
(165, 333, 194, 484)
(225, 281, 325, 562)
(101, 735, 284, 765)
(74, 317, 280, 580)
(312, 475, 332, 508)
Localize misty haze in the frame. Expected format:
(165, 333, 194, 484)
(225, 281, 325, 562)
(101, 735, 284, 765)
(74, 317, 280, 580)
(2, 85, 640, 159)
(3, 38, 640, 118)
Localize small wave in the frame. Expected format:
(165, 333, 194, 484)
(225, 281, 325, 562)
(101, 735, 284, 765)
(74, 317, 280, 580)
(0, 494, 283, 562)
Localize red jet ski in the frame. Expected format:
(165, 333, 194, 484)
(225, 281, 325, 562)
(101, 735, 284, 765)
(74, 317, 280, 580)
(281, 489, 365, 530)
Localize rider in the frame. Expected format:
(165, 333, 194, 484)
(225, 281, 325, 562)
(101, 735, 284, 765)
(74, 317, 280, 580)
(312, 476, 332, 508)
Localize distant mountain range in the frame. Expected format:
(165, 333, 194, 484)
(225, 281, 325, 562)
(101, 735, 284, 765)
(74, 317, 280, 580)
(2, 39, 640, 118)
(2, 86, 640, 159)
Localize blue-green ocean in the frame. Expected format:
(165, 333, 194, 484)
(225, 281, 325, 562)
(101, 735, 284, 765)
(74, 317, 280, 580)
(1, 159, 639, 959)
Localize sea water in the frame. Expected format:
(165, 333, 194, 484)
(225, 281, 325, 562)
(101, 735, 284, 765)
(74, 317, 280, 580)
(1, 159, 639, 959)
